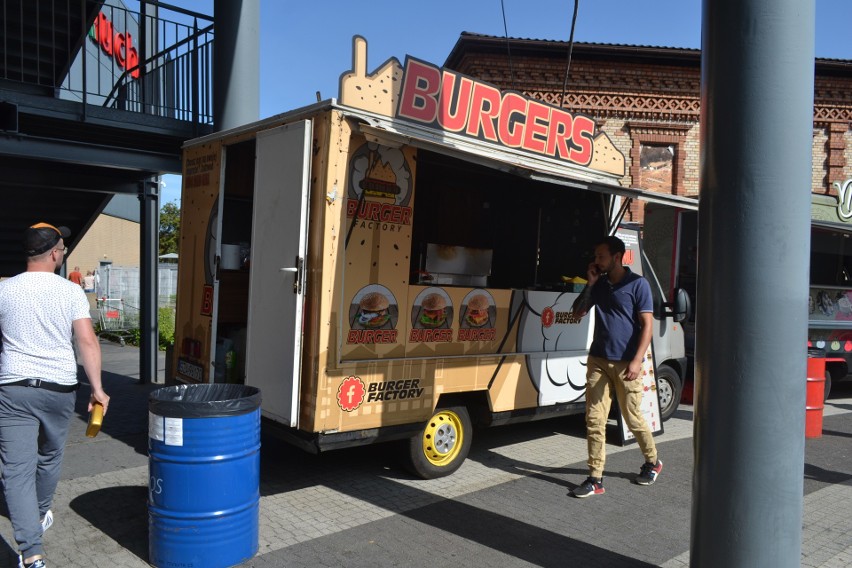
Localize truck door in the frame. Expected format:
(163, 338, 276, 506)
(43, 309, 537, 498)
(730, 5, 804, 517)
(244, 121, 312, 426)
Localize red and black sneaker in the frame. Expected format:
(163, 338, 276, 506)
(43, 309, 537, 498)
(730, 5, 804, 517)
(572, 477, 605, 498)
(636, 460, 663, 485)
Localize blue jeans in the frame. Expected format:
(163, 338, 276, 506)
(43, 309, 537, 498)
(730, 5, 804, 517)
(0, 385, 75, 559)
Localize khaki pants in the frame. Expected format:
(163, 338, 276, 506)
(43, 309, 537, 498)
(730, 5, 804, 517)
(585, 355, 657, 478)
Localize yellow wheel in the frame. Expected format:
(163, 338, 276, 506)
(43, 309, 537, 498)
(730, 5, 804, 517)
(404, 406, 472, 479)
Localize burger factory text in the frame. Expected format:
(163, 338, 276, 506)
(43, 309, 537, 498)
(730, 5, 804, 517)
(367, 379, 425, 402)
(346, 200, 412, 224)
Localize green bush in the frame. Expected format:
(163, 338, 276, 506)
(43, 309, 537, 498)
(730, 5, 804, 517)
(158, 306, 175, 349)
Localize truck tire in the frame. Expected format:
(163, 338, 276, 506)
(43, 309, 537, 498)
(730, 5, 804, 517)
(824, 370, 832, 401)
(656, 364, 682, 422)
(403, 406, 472, 479)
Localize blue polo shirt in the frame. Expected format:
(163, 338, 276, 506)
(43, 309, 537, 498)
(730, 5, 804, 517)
(588, 267, 653, 361)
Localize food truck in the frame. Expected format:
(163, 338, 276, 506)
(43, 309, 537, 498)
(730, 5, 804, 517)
(172, 37, 693, 478)
(806, 180, 852, 396)
(644, 181, 852, 402)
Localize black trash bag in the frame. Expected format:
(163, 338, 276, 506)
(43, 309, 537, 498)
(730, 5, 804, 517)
(807, 347, 826, 359)
(149, 384, 261, 418)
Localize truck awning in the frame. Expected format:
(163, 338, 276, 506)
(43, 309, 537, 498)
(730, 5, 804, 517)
(812, 219, 852, 234)
(345, 106, 699, 212)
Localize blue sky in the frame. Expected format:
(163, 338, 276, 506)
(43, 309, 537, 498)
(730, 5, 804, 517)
(159, 0, 851, 204)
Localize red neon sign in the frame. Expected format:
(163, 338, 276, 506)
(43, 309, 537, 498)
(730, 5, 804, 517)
(89, 12, 140, 79)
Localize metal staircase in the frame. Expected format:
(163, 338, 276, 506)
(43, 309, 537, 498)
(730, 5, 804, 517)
(1, 0, 103, 91)
(0, 0, 214, 276)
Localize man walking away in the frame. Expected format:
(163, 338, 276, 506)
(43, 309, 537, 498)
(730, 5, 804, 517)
(0, 222, 110, 567)
(569, 235, 662, 498)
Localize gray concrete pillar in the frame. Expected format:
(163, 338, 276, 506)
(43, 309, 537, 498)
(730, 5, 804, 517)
(213, 0, 260, 130)
(692, 0, 815, 566)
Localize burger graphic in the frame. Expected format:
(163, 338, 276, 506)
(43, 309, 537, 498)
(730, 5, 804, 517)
(360, 155, 400, 199)
(349, 143, 412, 207)
(465, 294, 491, 328)
(357, 292, 391, 328)
(419, 293, 448, 328)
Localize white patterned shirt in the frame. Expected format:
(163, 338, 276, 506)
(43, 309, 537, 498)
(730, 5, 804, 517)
(0, 272, 91, 384)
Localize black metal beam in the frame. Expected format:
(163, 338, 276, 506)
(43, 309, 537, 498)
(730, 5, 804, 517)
(0, 134, 179, 172)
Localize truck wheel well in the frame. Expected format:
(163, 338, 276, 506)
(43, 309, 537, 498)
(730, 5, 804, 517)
(660, 359, 684, 380)
(436, 391, 491, 427)
(826, 361, 848, 381)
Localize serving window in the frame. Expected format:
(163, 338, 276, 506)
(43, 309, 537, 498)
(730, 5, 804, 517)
(410, 150, 607, 290)
(811, 226, 852, 287)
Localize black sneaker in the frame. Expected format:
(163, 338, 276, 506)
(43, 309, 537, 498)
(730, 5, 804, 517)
(572, 477, 605, 498)
(636, 460, 663, 485)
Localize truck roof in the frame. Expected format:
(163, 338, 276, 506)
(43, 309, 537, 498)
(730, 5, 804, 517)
(183, 99, 698, 212)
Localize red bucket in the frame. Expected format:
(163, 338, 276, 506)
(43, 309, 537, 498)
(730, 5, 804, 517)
(805, 352, 826, 439)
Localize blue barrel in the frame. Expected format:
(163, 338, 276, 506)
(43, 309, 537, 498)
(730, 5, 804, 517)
(148, 384, 261, 568)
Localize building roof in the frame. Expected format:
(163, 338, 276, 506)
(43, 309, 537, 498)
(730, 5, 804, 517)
(444, 32, 852, 74)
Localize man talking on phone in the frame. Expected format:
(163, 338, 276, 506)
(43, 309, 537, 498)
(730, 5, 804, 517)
(569, 235, 662, 498)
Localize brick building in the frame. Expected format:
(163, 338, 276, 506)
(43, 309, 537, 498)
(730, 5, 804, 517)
(445, 33, 852, 223)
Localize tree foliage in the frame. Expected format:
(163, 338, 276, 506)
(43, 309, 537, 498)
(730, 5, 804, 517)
(159, 200, 181, 256)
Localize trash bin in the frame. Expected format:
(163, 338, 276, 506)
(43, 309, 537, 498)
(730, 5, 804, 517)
(148, 384, 261, 568)
(806, 348, 826, 439)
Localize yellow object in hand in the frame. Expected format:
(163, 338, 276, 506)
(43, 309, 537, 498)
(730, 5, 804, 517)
(86, 403, 104, 438)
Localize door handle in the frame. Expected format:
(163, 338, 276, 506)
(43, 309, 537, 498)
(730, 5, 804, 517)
(280, 257, 303, 294)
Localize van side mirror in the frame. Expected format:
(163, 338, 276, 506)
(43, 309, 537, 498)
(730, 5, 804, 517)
(661, 288, 691, 323)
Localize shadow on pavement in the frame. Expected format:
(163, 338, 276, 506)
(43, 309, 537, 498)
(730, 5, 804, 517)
(0, 532, 18, 566)
(821, 427, 852, 439)
(256, 419, 688, 567)
(804, 462, 852, 485)
(69, 486, 149, 563)
(72, 369, 159, 457)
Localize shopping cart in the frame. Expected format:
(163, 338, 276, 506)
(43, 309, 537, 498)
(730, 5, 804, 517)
(97, 298, 133, 346)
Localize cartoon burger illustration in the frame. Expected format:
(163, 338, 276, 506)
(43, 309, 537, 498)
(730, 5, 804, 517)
(419, 293, 447, 328)
(360, 154, 400, 199)
(357, 292, 391, 328)
(465, 294, 490, 328)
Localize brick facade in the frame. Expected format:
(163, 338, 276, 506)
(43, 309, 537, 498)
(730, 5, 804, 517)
(446, 36, 852, 224)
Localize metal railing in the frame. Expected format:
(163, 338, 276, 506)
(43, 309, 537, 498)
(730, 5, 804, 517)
(101, 3, 214, 123)
(1, 0, 213, 125)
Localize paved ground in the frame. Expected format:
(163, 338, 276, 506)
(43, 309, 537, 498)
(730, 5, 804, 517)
(1, 340, 851, 567)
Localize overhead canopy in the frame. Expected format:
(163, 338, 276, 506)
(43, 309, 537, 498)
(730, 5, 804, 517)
(346, 107, 699, 213)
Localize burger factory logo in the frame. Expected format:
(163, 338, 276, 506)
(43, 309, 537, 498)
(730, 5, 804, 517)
(541, 306, 555, 328)
(338, 376, 366, 412)
(410, 288, 453, 342)
(541, 305, 581, 327)
(457, 290, 496, 342)
(348, 142, 413, 233)
(347, 285, 398, 344)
